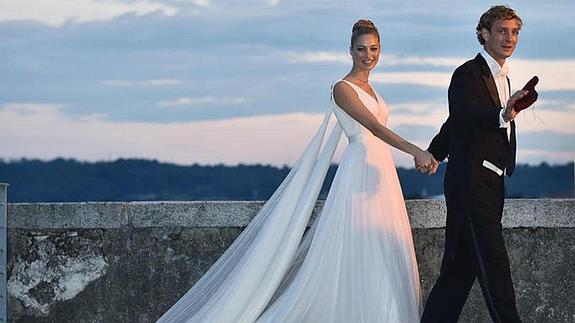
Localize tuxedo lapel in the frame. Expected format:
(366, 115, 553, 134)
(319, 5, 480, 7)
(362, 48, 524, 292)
(474, 54, 516, 174)
(475, 54, 502, 107)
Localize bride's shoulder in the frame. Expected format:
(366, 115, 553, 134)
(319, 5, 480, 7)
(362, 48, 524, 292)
(332, 79, 358, 104)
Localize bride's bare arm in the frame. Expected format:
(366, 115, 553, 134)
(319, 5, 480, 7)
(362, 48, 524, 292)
(333, 81, 432, 166)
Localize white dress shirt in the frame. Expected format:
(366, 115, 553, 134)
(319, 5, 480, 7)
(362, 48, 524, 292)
(480, 51, 513, 176)
(480, 50, 511, 130)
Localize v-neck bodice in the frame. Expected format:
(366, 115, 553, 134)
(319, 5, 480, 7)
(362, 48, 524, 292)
(347, 80, 380, 104)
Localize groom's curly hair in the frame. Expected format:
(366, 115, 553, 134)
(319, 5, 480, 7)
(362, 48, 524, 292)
(476, 5, 523, 45)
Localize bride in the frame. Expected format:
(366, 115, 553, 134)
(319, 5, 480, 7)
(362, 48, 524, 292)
(158, 19, 435, 323)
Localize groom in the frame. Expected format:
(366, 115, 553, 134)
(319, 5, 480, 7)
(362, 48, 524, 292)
(420, 6, 529, 323)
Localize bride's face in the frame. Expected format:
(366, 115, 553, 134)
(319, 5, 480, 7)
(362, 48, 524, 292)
(350, 34, 380, 71)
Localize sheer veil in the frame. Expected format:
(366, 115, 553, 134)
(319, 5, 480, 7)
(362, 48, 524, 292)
(157, 94, 343, 323)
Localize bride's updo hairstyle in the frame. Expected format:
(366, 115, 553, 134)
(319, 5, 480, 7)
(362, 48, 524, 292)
(351, 19, 380, 47)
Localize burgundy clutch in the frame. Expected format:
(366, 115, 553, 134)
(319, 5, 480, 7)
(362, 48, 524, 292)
(514, 76, 539, 112)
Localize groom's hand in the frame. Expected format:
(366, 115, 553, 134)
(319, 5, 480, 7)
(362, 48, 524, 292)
(504, 90, 529, 122)
(425, 150, 439, 175)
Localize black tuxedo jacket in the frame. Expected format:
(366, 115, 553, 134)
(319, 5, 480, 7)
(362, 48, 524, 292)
(429, 53, 514, 170)
(427, 53, 516, 263)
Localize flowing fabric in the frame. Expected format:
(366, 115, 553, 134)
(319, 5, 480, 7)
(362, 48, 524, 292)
(158, 80, 420, 323)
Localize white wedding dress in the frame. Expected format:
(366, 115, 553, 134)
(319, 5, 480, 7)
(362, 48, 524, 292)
(157, 80, 421, 323)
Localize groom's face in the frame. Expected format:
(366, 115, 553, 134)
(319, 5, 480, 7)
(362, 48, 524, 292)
(482, 18, 521, 63)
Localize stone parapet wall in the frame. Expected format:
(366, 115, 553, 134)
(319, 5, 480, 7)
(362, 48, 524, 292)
(5, 199, 575, 322)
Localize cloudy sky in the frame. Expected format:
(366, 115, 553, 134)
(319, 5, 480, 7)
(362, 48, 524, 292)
(1, 0, 574, 168)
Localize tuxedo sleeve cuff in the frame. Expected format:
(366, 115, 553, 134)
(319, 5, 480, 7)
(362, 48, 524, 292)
(499, 108, 509, 128)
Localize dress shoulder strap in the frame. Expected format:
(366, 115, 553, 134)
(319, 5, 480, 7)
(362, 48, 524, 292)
(333, 79, 362, 93)
(331, 79, 357, 101)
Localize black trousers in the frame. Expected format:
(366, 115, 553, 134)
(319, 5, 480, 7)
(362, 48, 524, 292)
(421, 170, 520, 323)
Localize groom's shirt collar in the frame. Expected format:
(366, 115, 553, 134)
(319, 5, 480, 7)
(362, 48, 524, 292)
(480, 49, 510, 79)
(479, 50, 511, 106)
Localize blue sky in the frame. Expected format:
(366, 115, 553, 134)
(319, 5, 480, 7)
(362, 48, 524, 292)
(1, 0, 574, 167)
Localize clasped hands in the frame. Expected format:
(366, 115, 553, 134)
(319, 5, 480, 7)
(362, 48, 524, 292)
(414, 150, 439, 175)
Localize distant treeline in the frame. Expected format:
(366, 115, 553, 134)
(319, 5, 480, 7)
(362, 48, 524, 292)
(0, 158, 572, 203)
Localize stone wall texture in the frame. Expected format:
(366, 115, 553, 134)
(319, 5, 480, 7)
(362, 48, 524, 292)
(5, 199, 575, 322)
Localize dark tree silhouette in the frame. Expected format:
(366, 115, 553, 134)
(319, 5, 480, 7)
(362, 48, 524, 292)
(0, 158, 572, 202)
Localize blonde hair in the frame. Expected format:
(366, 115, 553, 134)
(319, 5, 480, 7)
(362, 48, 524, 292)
(351, 19, 380, 47)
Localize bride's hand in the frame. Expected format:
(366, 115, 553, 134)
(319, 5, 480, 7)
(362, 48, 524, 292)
(413, 150, 433, 173)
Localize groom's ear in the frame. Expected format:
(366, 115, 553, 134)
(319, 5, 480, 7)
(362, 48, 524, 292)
(481, 28, 490, 42)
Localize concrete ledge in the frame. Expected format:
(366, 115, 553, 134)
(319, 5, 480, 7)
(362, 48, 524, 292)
(5, 199, 575, 322)
(8, 199, 574, 229)
(7, 202, 128, 229)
